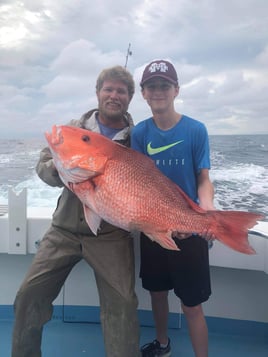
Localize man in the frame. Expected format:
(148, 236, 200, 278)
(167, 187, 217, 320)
(131, 60, 215, 357)
(12, 66, 140, 357)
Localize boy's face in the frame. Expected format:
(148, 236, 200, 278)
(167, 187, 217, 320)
(142, 78, 179, 114)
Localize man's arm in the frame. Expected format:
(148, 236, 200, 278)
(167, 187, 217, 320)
(36, 147, 64, 188)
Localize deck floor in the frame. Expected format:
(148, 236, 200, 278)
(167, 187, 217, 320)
(1, 319, 267, 356)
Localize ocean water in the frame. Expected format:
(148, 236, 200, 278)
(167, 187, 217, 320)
(0, 138, 62, 208)
(0, 135, 267, 218)
(209, 135, 268, 217)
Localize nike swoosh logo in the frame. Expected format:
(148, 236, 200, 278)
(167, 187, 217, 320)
(147, 140, 184, 155)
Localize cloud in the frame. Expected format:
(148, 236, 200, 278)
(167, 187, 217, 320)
(0, 0, 268, 138)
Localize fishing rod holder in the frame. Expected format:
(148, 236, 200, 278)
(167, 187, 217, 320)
(8, 188, 27, 254)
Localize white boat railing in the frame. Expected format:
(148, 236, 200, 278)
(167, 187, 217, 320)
(0, 188, 267, 274)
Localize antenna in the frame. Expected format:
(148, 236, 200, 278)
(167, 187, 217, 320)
(124, 43, 132, 68)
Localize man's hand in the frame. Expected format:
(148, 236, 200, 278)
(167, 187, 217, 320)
(172, 232, 192, 240)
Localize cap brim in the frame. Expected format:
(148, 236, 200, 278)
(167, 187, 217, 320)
(140, 74, 178, 86)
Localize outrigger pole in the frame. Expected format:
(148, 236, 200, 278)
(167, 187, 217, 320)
(124, 43, 132, 68)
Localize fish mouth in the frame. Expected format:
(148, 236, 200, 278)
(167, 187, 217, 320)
(45, 125, 99, 182)
(45, 125, 64, 146)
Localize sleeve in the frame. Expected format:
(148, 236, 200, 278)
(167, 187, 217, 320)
(194, 124, 211, 173)
(36, 147, 64, 188)
(35, 118, 82, 187)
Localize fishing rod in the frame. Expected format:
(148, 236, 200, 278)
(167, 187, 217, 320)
(124, 43, 132, 68)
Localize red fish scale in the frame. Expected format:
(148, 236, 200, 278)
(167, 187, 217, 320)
(46, 125, 262, 253)
(89, 147, 210, 235)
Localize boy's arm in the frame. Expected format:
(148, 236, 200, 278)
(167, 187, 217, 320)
(197, 169, 215, 210)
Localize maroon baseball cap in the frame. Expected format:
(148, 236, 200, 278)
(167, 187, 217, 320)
(140, 60, 178, 86)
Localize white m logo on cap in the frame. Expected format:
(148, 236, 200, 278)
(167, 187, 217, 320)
(148, 62, 169, 73)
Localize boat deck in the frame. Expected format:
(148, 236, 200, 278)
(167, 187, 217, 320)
(1, 318, 267, 356)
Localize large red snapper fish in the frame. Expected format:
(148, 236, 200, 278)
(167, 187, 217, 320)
(45, 125, 264, 254)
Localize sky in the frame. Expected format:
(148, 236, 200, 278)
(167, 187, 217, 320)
(0, 0, 268, 139)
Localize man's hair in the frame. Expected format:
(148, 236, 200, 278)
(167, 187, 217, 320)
(96, 66, 135, 100)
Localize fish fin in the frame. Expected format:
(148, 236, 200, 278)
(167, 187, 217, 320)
(130, 222, 180, 251)
(83, 204, 102, 235)
(208, 211, 265, 254)
(173, 184, 206, 213)
(78, 155, 108, 173)
(144, 231, 180, 251)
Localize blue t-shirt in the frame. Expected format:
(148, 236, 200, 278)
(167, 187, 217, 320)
(97, 119, 122, 139)
(131, 115, 211, 203)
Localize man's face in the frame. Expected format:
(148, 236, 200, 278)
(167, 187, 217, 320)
(97, 80, 131, 120)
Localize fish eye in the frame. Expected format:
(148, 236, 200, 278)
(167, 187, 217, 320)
(82, 135, 90, 142)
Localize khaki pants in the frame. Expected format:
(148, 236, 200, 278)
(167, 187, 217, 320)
(12, 225, 140, 357)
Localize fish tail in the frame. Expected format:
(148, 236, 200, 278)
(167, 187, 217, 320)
(208, 211, 265, 254)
